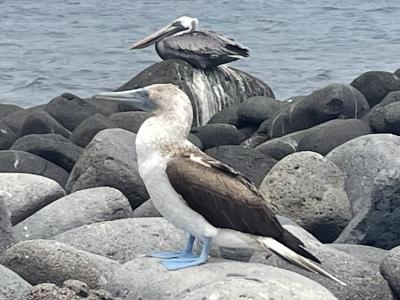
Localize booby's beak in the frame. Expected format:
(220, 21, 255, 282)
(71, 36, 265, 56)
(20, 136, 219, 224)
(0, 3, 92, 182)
(130, 22, 184, 49)
(92, 88, 156, 112)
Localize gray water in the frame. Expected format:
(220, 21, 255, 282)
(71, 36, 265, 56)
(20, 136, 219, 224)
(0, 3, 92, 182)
(1, 0, 399, 107)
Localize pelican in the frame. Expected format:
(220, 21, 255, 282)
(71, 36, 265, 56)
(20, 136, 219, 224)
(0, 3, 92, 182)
(93, 84, 345, 285)
(129, 16, 249, 69)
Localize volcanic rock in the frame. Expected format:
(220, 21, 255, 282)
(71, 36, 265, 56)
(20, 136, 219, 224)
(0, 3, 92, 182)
(109, 111, 151, 133)
(20, 110, 71, 138)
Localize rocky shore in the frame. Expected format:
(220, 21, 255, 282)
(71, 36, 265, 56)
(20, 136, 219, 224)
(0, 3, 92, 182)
(1, 60, 400, 299)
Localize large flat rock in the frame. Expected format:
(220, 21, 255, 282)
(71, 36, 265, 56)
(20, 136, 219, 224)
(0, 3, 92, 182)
(0, 264, 31, 300)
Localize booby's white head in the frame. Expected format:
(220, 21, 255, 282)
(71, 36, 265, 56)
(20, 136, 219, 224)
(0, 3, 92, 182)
(130, 16, 199, 49)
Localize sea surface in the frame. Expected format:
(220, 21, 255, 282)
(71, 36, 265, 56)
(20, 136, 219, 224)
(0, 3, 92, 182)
(1, 0, 400, 107)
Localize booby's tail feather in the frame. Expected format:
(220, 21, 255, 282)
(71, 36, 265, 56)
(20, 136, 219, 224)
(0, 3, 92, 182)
(257, 237, 347, 286)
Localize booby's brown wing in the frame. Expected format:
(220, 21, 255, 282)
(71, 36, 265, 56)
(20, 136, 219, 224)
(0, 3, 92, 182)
(166, 151, 320, 263)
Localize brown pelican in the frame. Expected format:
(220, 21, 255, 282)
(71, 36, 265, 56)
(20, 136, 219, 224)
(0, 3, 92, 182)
(93, 84, 345, 285)
(129, 16, 250, 69)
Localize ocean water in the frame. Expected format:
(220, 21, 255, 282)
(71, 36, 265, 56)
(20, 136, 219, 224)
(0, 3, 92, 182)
(0, 0, 399, 107)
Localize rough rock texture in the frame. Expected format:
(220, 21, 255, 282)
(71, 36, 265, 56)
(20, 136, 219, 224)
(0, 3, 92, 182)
(207, 105, 239, 127)
(0, 121, 18, 150)
(0, 194, 14, 252)
(109, 111, 151, 133)
(205, 145, 277, 187)
(20, 110, 71, 138)
(335, 165, 400, 249)
(107, 258, 337, 300)
(45, 93, 99, 131)
(187, 133, 203, 149)
(250, 225, 396, 300)
(330, 244, 388, 271)
(1, 109, 35, 137)
(196, 123, 242, 149)
(131, 199, 161, 218)
(256, 84, 369, 141)
(116, 59, 274, 126)
(85, 97, 141, 116)
(11, 134, 83, 172)
(0, 173, 65, 225)
(326, 134, 400, 216)
(260, 152, 351, 242)
(13, 187, 132, 241)
(255, 119, 372, 159)
(380, 246, 400, 298)
(237, 96, 285, 126)
(0, 103, 22, 120)
(370, 101, 400, 134)
(70, 113, 117, 148)
(0, 264, 31, 300)
(66, 129, 147, 209)
(0, 150, 69, 187)
(0, 240, 119, 289)
(351, 71, 400, 107)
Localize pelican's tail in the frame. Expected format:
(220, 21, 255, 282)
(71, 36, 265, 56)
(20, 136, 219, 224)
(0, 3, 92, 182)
(257, 237, 347, 286)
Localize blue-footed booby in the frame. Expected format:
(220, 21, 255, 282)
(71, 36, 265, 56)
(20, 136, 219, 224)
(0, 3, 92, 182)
(93, 84, 346, 285)
(129, 16, 249, 69)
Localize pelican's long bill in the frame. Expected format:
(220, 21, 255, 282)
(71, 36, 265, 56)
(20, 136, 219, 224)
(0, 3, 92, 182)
(92, 89, 156, 112)
(130, 22, 184, 49)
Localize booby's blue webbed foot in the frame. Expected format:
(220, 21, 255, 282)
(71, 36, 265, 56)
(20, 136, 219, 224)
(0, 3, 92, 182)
(147, 235, 195, 259)
(162, 237, 211, 271)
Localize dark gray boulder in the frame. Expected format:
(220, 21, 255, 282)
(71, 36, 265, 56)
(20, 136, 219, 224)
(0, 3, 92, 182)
(395, 69, 400, 77)
(351, 71, 400, 107)
(205, 145, 277, 187)
(109, 111, 151, 133)
(0, 264, 31, 300)
(1, 109, 33, 137)
(131, 200, 161, 218)
(45, 93, 99, 131)
(66, 129, 147, 209)
(196, 123, 241, 149)
(0, 150, 69, 187)
(257, 84, 370, 140)
(0, 103, 22, 120)
(115, 59, 274, 126)
(237, 96, 285, 126)
(238, 125, 258, 141)
(85, 97, 142, 116)
(0, 173, 65, 225)
(326, 134, 400, 216)
(0, 121, 17, 150)
(256, 119, 372, 159)
(20, 110, 71, 138)
(11, 134, 83, 172)
(0, 194, 13, 252)
(250, 225, 396, 300)
(207, 105, 239, 127)
(0, 240, 119, 289)
(70, 113, 117, 148)
(370, 101, 400, 134)
(259, 152, 351, 243)
(13, 187, 132, 241)
(187, 133, 203, 149)
(380, 246, 400, 298)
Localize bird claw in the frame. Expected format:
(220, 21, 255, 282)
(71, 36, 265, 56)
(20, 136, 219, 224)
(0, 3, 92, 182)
(162, 256, 208, 270)
(147, 250, 195, 259)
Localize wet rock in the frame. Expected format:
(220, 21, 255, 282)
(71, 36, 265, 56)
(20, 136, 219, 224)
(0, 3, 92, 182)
(370, 101, 400, 134)
(237, 96, 285, 126)
(0, 103, 22, 120)
(13, 187, 132, 241)
(256, 119, 372, 159)
(0, 121, 17, 150)
(11, 134, 83, 172)
(326, 134, 400, 216)
(70, 113, 117, 148)
(259, 151, 351, 242)
(250, 225, 396, 300)
(45, 93, 99, 131)
(207, 105, 239, 127)
(0, 150, 69, 187)
(0, 240, 119, 289)
(131, 199, 161, 218)
(196, 123, 241, 149)
(20, 110, 71, 138)
(66, 129, 147, 209)
(107, 257, 337, 300)
(116, 59, 274, 126)
(205, 145, 277, 187)
(335, 165, 400, 249)
(0, 194, 13, 252)
(0, 173, 65, 225)
(380, 246, 400, 297)
(0, 264, 31, 300)
(330, 244, 388, 271)
(351, 71, 400, 107)
(109, 111, 151, 133)
(257, 84, 369, 140)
